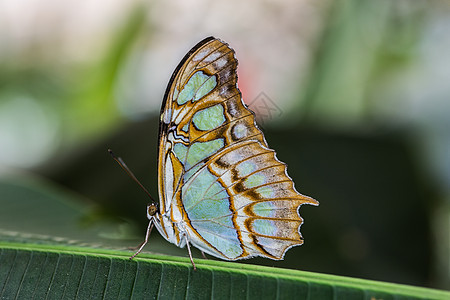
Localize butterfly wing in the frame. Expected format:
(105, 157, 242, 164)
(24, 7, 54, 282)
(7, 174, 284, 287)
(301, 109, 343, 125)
(157, 37, 318, 260)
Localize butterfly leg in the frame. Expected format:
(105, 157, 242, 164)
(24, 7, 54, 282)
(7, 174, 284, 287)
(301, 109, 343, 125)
(201, 251, 208, 260)
(184, 233, 197, 270)
(128, 239, 146, 251)
(130, 221, 154, 260)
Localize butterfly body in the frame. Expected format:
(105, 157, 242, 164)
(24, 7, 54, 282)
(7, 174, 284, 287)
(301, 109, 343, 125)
(143, 37, 318, 262)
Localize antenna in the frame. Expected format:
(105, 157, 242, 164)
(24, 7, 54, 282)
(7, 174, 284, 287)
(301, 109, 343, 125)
(108, 149, 155, 203)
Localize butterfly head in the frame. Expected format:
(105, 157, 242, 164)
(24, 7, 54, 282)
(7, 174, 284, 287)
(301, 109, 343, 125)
(146, 203, 158, 219)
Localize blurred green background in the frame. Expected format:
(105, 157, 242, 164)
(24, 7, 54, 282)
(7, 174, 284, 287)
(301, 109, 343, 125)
(1, 0, 449, 291)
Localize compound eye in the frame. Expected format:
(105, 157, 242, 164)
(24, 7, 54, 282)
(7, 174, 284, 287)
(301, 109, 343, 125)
(147, 203, 158, 217)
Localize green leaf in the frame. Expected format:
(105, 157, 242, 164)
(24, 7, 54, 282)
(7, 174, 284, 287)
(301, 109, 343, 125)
(0, 242, 449, 299)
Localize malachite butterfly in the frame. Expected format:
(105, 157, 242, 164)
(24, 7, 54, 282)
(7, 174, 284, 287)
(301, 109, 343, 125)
(125, 36, 318, 269)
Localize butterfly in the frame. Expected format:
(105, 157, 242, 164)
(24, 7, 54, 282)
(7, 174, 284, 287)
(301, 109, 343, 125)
(116, 37, 318, 269)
